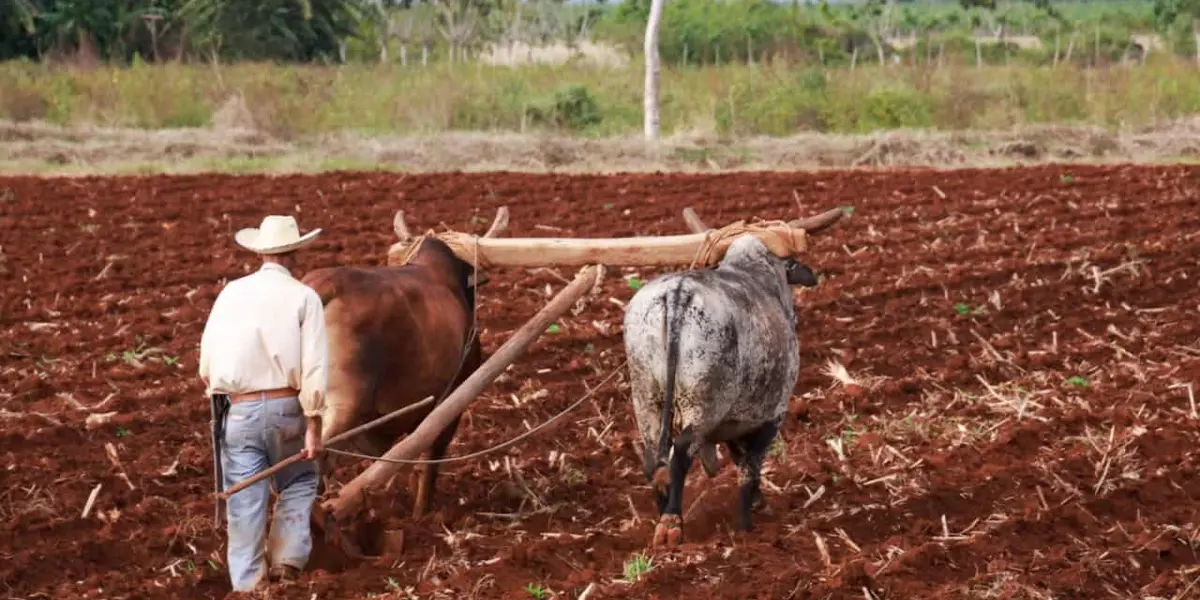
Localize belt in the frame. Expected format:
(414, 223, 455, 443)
(228, 387, 299, 404)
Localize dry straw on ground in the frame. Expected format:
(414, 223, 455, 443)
(4, 109, 1200, 175)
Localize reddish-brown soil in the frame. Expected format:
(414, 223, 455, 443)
(2, 165, 1199, 600)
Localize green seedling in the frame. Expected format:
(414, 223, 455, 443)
(624, 552, 654, 582)
(954, 302, 986, 316)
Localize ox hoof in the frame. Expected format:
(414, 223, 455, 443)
(652, 514, 683, 549)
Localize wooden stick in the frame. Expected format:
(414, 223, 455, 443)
(322, 264, 603, 521)
(81, 483, 102, 519)
(216, 396, 437, 500)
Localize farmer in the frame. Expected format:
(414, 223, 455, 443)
(198, 214, 329, 591)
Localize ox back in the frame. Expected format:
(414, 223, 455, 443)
(302, 237, 482, 516)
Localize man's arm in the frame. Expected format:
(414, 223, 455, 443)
(298, 288, 329, 460)
(198, 288, 226, 391)
(198, 321, 213, 388)
(298, 288, 329, 419)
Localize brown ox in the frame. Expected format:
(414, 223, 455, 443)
(300, 208, 506, 517)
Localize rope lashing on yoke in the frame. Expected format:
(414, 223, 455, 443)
(689, 219, 808, 266)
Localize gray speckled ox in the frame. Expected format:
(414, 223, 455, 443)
(622, 234, 819, 548)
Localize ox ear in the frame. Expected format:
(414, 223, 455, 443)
(785, 259, 819, 287)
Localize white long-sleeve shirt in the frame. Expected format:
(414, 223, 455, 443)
(198, 262, 329, 417)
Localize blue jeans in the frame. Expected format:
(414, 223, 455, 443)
(221, 395, 318, 591)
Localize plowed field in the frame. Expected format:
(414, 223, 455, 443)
(2, 165, 1199, 600)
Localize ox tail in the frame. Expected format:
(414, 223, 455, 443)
(656, 281, 690, 469)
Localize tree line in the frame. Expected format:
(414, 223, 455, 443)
(2, 0, 1198, 66)
(0, 0, 610, 64)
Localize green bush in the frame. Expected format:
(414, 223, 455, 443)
(525, 85, 603, 133)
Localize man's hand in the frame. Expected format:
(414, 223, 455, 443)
(301, 416, 323, 460)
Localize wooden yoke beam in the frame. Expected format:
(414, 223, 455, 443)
(321, 264, 604, 521)
(387, 205, 851, 269)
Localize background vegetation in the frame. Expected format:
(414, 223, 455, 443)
(2, 0, 1200, 139)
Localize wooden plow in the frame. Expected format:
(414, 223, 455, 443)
(226, 202, 851, 549)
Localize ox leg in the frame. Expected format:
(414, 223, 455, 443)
(412, 341, 480, 517)
(721, 440, 765, 512)
(732, 420, 778, 532)
(653, 427, 695, 549)
(316, 380, 376, 497)
(411, 414, 462, 518)
(641, 439, 669, 516)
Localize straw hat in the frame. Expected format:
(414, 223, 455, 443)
(234, 215, 321, 255)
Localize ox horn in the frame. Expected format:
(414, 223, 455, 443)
(788, 207, 850, 235)
(482, 206, 510, 239)
(681, 207, 711, 234)
(395, 205, 509, 244)
(470, 206, 510, 288)
(393, 210, 413, 244)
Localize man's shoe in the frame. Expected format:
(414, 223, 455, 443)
(268, 565, 301, 583)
